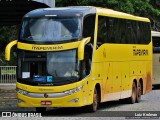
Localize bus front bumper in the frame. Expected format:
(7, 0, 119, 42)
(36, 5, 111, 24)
(17, 90, 87, 108)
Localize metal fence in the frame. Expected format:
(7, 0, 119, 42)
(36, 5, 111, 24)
(0, 66, 17, 84)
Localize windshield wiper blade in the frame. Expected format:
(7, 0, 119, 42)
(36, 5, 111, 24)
(66, 77, 78, 82)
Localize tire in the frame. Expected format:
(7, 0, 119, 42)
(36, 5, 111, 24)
(126, 82, 137, 104)
(87, 88, 99, 112)
(36, 107, 46, 113)
(136, 82, 142, 103)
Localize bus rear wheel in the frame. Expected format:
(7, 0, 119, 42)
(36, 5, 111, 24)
(136, 82, 142, 103)
(127, 82, 137, 104)
(36, 107, 46, 113)
(87, 88, 99, 112)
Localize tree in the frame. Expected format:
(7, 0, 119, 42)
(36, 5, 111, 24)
(56, 0, 160, 30)
(0, 25, 18, 65)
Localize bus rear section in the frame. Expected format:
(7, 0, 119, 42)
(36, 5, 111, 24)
(152, 31, 160, 87)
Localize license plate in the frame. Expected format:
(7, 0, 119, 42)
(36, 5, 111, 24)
(41, 101, 52, 105)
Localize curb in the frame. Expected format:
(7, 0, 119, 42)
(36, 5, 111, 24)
(0, 89, 16, 92)
(0, 84, 16, 91)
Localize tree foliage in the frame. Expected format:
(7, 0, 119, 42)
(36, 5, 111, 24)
(56, 0, 160, 15)
(56, 0, 160, 30)
(0, 25, 18, 65)
(0, 0, 160, 65)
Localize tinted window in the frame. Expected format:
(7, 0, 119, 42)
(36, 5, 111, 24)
(153, 36, 160, 53)
(20, 17, 81, 43)
(83, 15, 96, 44)
(97, 16, 151, 46)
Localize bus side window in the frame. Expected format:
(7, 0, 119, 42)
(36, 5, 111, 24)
(131, 21, 138, 44)
(107, 18, 113, 43)
(137, 22, 151, 44)
(97, 16, 107, 47)
(83, 15, 96, 44)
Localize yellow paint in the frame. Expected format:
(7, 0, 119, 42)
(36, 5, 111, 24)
(17, 81, 81, 93)
(17, 41, 81, 51)
(8, 6, 152, 108)
(78, 37, 90, 60)
(5, 40, 17, 61)
(95, 7, 150, 22)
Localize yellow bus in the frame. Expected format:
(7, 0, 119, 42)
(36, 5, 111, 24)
(5, 6, 152, 112)
(152, 31, 160, 87)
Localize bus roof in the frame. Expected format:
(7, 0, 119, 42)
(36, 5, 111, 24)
(95, 7, 150, 22)
(152, 31, 160, 37)
(24, 6, 150, 22)
(24, 6, 96, 18)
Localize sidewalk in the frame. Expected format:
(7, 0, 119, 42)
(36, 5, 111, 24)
(0, 84, 16, 91)
(0, 84, 17, 109)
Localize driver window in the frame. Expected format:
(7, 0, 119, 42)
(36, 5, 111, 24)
(83, 14, 96, 44)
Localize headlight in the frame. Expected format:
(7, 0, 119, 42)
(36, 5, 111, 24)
(64, 86, 83, 95)
(17, 89, 28, 95)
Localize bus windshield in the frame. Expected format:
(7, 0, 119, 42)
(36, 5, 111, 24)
(47, 50, 79, 78)
(17, 49, 81, 85)
(20, 17, 81, 43)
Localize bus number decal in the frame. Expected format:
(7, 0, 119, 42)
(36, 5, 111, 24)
(133, 49, 148, 56)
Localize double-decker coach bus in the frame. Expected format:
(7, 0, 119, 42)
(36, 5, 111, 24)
(152, 31, 160, 87)
(5, 6, 152, 112)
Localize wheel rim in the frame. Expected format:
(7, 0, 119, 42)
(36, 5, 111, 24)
(93, 89, 98, 111)
(132, 83, 136, 102)
(137, 84, 141, 99)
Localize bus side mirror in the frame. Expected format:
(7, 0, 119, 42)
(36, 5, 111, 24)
(78, 37, 90, 60)
(5, 40, 17, 61)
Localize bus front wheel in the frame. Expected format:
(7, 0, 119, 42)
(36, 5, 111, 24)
(87, 88, 99, 112)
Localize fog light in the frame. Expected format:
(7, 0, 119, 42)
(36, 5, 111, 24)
(64, 85, 83, 95)
(69, 98, 79, 103)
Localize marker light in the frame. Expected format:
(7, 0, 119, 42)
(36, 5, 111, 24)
(64, 86, 83, 95)
(17, 89, 28, 95)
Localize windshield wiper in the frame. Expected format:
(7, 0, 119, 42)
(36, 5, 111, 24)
(55, 77, 77, 83)
(66, 77, 78, 83)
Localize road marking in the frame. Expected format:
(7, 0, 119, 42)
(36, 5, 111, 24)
(2, 97, 16, 99)
(0, 90, 16, 93)
(10, 97, 16, 99)
(4, 97, 10, 99)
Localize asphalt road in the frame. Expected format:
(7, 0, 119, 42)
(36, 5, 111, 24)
(0, 85, 160, 119)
